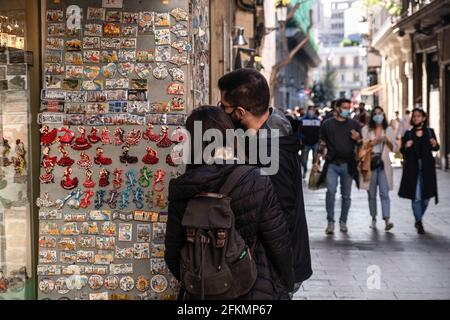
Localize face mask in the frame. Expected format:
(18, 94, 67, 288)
(226, 109, 245, 129)
(340, 109, 350, 118)
(373, 114, 384, 124)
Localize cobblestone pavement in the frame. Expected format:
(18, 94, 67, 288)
(295, 167, 450, 300)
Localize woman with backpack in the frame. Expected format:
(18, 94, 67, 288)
(359, 106, 397, 231)
(399, 108, 440, 235)
(165, 106, 294, 300)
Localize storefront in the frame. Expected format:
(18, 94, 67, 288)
(1, 0, 211, 300)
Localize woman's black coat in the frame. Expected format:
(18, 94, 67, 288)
(165, 164, 295, 300)
(398, 127, 440, 203)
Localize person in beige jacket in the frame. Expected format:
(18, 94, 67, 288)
(360, 106, 399, 231)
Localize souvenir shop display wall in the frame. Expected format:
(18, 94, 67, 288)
(37, 0, 194, 300)
(1, 48, 32, 299)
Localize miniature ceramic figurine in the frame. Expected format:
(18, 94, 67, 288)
(57, 145, 75, 167)
(142, 147, 159, 165)
(94, 147, 112, 166)
(72, 126, 92, 151)
(61, 167, 79, 190)
(88, 127, 101, 144)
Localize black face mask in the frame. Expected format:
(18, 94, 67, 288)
(226, 108, 245, 130)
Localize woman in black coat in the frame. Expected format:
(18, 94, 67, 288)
(398, 108, 440, 234)
(165, 106, 294, 300)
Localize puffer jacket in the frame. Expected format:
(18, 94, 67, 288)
(165, 164, 294, 300)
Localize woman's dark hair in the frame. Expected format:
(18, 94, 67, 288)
(410, 108, 428, 127)
(369, 106, 388, 130)
(185, 106, 236, 167)
(218, 68, 270, 117)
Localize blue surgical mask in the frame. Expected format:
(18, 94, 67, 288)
(373, 114, 384, 124)
(340, 110, 350, 118)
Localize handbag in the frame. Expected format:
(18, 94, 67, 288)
(370, 142, 385, 171)
(308, 162, 326, 190)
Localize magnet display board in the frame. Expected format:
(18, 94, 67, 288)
(37, 0, 199, 300)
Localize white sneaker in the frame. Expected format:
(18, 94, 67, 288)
(370, 218, 377, 229)
(325, 223, 335, 235)
(340, 222, 348, 233)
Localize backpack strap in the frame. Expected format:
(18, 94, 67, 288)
(219, 166, 256, 196)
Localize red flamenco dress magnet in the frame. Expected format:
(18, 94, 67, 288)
(101, 127, 112, 145)
(40, 125, 59, 146)
(59, 127, 75, 145)
(99, 168, 111, 188)
(156, 127, 173, 148)
(77, 151, 93, 169)
(83, 169, 96, 189)
(41, 147, 57, 169)
(142, 147, 159, 165)
(143, 124, 160, 142)
(72, 126, 92, 151)
(61, 167, 79, 190)
(39, 167, 55, 184)
(170, 127, 187, 144)
(57, 146, 75, 167)
(94, 147, 112, 166)
(88, 127, 102, 144)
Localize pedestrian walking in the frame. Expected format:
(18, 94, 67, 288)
(398, 108, 440, 235)
(300, 106, 321, 179)
(218, 68, 312, 294)
(165, 106, 294, 300)
(359, 106, 397, 231)
(314, 98, 363, 235)
(390, 111, 400, 132)
(353, 102, 370, 127)
(396, 110, 411, 139)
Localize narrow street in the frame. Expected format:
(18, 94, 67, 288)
(295, 168, 450, 300)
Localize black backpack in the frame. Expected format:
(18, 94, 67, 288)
(180, 166, 257, 300)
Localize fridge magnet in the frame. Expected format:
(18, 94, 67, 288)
(83, 66, 101, 79)
(63, 212, 87, 222)
(101, 38, 121, 49)
(170, 8, 189, 22)
(87, 7, 106, 21)
(121, 38, 137, 49)
(47, 9, 64, 22)
(150, 275, 168, 293)
(104, 276, 119, 290)
(128, 101, 150, 114)
(95, 190, 107, 209)
(118, 62, 134, 77)
(101, 50, 119, 64)
(88, 127, 101, 144)
(138, 20, 154, 34)
(106, 89, 127, 101)
(101, 63, 118, 78)
(37, 265, 61, 276)
(142, 147, 159, 165)
(46, 37, 64, 50)
(119, 276, 134, 292)
(66, 65, 84, 79)
(38, 278, 55, 294)
(155, 46, 171, 62)
(96, 236, 116, 250)
(89, 209, 112, 221)
(118, 223, 132, 242)
(130, 79, 147, 90)
(44, 63, 64, 75)
(101, 127, 112, 144)
(134, 243, 150, 259)
(119, 50, 136, 62)
(150, 259, 167, 275)
(84, 23, 103, 36)
(6, 64, 26, 75)
(83, 50, 101, 63)
(61, 265, 82, 276)
(151, 243, 165, 259)
(40, 222, 59, 236)
(152, 223, 166, 242)
(64, 103, 84, 114)
(76, 152, 93, 170)
(60, 167, 79, 190)
(171, 39, 192, 53)
(170, 23, 189, 38)
(77, 251, 95, 264)
(122, 12, 139, 24)
(125, 129, 142, 146)
(58, 238, 76, 251)
(94, 251, 114, 265)
(136, 50, 154, 63)
(154, 13, 170, 27)
(101, 221, 117, 237)
(86, 103, 107, 114)
(103, 23, 121, 37)
(167, 82, 185, 95)
(65, 91, 86, 102)
(114, 127, 125, 146)
(45, 50, 63, 64)
(122, 25, 138, 37)
(39, 236, 57, 248)
(134, 63, 151, 79)
(65, 52, 83, 65)
(157, 127, 173, 148)
(65, 26, 81, 38)
(58, 146, 75, 167)
(149, 102, 169, 113)
(83, 37, 101, 49)
(169, 67, 185, 82)
(62, 79, 80, 91)
(81, 80, 103, 91)
(170, 127, 188, 144)
(84, 265, 107, 275)
(88, 275, 104, 290)
(137, 224, 151, 242)
(152, 63, 168, 80)
(105, 78, 128, 89)
(143, 124, 160, 142)
(140, 11, 154, 23)
(170, 54, 189, 66)
(87, 91, 107, 102)
(48, 23, 65, 36)
(66, 39, 82, 51)
(60, 251, 77, 264)
(155, 29, 171, 46)
(39, 250, 57, 264)
(72, 126, 92, 150)
(8, 76, 26, 90)
(106, 10, 122, 22)
(136, 276, 150, 292)
(127, 89, 147, 101)
(66, 275, 88, 290)
(115, 247, 134, 260)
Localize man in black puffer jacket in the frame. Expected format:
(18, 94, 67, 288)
(218, 69, 313, 293)
(166, 164, 295, 299)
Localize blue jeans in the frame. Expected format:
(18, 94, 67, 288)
(412, 162, 429, 222)
(368, 167, 391, 220)
(326, 163, 353, 224)
(302, 143, 318, 173)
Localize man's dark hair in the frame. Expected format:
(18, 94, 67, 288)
(218, 68, 270, 117)
(336, 99, 352, 108)
(330, 100, 337, 109)
(405, 110, 411, 115)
